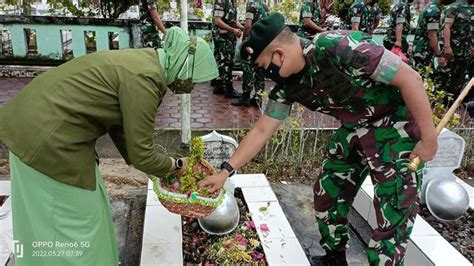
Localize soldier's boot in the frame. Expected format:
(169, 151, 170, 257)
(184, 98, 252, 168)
(213, 80, 225, 95)
(310, 250, 348, 266)
(231, 91, 251, 107)
(224, 82, 242, 99)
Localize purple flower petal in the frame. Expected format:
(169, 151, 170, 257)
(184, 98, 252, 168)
(170, 182, 179, 190)
(260, 224, 269, 232)
(185, 191, 192, 198)
(251, 251, 265, 260)
(245, 221, 255, 230)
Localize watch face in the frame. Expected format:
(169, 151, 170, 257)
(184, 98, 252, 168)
(176, 158, 183, 169)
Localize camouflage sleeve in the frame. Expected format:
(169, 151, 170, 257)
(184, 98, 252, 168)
(147, 0, 157, 10)
(214, 0, 225, 17)
(265, 85, 293, 120)
(370, 49, 402, 84)
(375, 4, 382, 20)
(426, 8, 441, 31)
(246, 3, 256, 20)
(350, 5, 363, 23)
(301, 4, 312, 18)
(395, 4, 408, 24)
(443, 7, 456, 24)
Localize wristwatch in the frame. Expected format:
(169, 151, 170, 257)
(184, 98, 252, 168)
(175, 158, 184, 170)
(220, 161, 236, 177)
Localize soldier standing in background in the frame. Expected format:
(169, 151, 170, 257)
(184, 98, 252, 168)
(347, 0, 371, 32)
(439, 0, 473, 103)
(212, 0, 243, 98)
(232, 0, 269, 107)
(366, 0, 382, 34)
(297, 0, 327, 39)
(383, 0, 411, 53)
(412, 0, 445, 73)
(139, 0, 167, 48)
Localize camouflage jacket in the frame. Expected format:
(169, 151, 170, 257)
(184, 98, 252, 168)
(139, 0, 157, 26)
(265, 31, 404, 129)
(384, 1, 411, 45)
(245, 0, 268, 24)
(297, 0, 323, 37)
(367, 3, 382, 32)
(212, 0, 238, 34)
(441, 2, 473, 58)
(346, 1, 371, 33)
(413, 3, 441, 58)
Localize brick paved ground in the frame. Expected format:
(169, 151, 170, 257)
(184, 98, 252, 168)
(0, 77, 339, 129)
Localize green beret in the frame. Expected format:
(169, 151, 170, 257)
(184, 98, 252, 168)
(240, 12, 286, 60)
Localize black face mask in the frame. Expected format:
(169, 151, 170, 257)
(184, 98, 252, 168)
(265, 52, 287, 84)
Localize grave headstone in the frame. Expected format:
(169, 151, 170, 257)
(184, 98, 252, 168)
(201, 130, 238, 171)
(422, 128, 465, 202)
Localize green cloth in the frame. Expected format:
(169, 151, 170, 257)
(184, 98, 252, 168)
(0, 48, 171, 190)
(10, 151, 119, 265)
(158, 26, 219, 85)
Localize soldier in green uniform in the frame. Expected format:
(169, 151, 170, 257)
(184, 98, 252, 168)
(366, 0, 382, 34)
(0, 27, 218, 266)
(212, 0, 243, 98)
(200, 12, 437, 266)
(139, 0, 167, 48)
(384, 0, 411, 53)
(412, 0, 445, 73)
(297, 0, 327, 39)
(232, 0, 269, 107)
(347, 0, 371, 32)
(439, 0, 473, 101)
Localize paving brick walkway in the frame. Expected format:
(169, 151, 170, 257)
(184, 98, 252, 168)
(0, 77, 339, 129)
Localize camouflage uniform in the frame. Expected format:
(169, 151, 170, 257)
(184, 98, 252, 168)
(297, 0, 323, 38)
(383, 0, 411, 53)
(212, 0, 238, 90)
(265, 31, 423, 265)
(139, 0, 162, 48)
(412, 3, 441, 71)
(241, 0, 268, 103)
(346, 0, 371, 33)
(438, 2, 473, 101)
(366, 2, 382, 34)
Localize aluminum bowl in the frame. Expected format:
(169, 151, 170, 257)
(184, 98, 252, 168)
(425, 179, 469, 222)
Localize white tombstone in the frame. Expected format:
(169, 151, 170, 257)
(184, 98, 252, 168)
(201, 130, 238, 171)
(421, 128, 466, 202)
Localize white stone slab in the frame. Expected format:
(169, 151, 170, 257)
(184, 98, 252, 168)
(229, 174, 270, 188)
(142, 205, 182, 244)
(148, 179, 154, 190)
(353, 189, 371, 220)
(247, 201, 296, 239)
(455, 178, 474, 210)
(0, 181, 11, 196)
(140, 242, 183, 266)
(411, 215, 439, 237)
(242, 187, 278, 203)
(405, 240, 433, 266)
(411, 235, 471, 266)
(367, 204, 377, 229)
(361, 183, 375, 199)
(146, 190, 162, 207)
(260, 237, 310, 266)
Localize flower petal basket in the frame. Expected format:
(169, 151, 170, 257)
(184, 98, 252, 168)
(153, 159, 226, 219)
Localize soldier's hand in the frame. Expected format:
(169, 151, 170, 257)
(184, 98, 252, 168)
(198, 171, 228, 192)
(410, 137, 437, 163)
(437, 56, 446, 67)
(232, 28, 242, 37)
(444, 47, 453, 61)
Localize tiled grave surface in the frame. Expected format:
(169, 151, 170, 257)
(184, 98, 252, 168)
(352, 179, 471, 266)
(141, 174, 310, 265)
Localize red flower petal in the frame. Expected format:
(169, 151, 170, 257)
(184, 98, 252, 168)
(259, 224, 269, 232)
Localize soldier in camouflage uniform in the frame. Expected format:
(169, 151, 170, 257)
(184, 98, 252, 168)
(212, 0, 243, 98)
(346, 0, 371, 32)
(384, 0, 411, 53)
(366, 0, 382, 34)
(200, 12, 438, 266)
(439, 0, 473, 102)
(139, 0, 166, 48)
(412, 0, 445, 73)
(297, 0, 327, 39)
(232, 0, 269, 107)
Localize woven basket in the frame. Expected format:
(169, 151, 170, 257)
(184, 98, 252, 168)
(153, 160, 225, 218)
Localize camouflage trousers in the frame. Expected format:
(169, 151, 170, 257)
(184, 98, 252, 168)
(141, 24, 162, 48)
(241, 58, 265, 98)
(313, 106, 423, 266)
(213, 33, 236, 85)
(436, 59, 472, 104)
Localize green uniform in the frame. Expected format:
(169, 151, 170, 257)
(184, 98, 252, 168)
(297, 0, 323, 38)
(346, 0, 371, 33)
(412, 2, 441, 71)
(439, 2, 473, 100)
(366, 2, 382, 34)
(140, 0, 162, 48)
(383, 0, 411, 53)
(212, 0, 238, 88)
(241, 0, 268, 102)
(265, 31, 423, 265)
